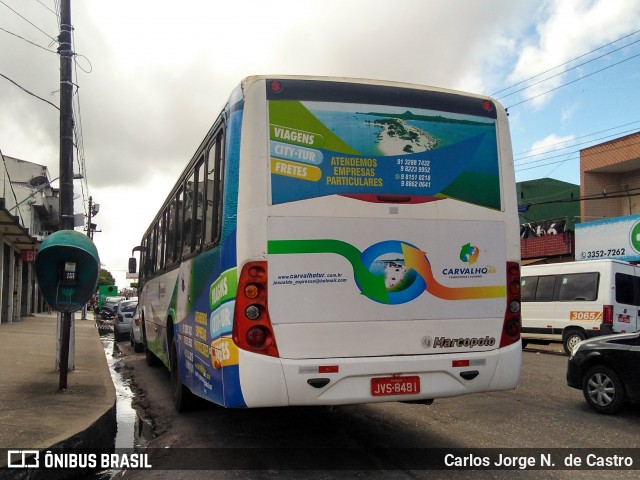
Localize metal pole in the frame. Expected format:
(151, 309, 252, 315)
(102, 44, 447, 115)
(58, 0, 73, 391)
(87, 196, 93, 239)
(81, 195, 93, 321)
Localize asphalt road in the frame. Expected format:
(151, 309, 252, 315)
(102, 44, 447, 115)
(112, 340, 640, 479)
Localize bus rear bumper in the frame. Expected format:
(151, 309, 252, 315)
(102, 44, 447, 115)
(238, 343, 521, 407)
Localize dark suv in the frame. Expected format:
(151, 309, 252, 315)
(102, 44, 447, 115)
(567, 332, 640, 414)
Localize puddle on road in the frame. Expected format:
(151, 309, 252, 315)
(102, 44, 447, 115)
(89, 328, 155, 479)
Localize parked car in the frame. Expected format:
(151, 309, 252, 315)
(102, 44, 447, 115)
(101, 296, 126, 320)
(567, 331, 640, 414)
(114, 300, 137, 342)
(129, 304, 144, 353)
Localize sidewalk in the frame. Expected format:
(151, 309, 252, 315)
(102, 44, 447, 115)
(0, 312, 116, 468)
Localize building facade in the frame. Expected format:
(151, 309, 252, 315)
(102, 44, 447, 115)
(518, 178, 580, 263)
(0, 155, 60, 322)
(581, 131, 640, 220)
(518, 131, 640, 265)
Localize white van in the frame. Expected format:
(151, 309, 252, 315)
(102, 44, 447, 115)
(521, 259, 640, 354)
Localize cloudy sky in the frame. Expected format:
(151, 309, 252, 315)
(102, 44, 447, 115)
(1, 0, 640, 287)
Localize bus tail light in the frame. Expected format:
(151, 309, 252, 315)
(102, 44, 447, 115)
(500, 262, 521, 348)
(602, 305, 613, 325)
(232, 261, 279, 357)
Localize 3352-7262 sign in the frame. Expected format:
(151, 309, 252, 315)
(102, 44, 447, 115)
(575, 214, 640, 262)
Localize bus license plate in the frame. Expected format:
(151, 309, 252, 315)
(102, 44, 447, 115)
(371, 376, 420, 397)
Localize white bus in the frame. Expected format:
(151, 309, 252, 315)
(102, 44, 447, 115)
(130, 76, 522, 411)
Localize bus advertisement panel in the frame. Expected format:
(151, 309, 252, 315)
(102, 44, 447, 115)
(269, 99, 500, 209)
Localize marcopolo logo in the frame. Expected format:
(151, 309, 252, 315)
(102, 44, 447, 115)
(432, 336, 496, 348)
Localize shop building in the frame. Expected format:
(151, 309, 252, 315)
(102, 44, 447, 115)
(0, 156, 60, 322)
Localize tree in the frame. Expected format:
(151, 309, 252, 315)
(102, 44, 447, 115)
(97, 268, 116, 287)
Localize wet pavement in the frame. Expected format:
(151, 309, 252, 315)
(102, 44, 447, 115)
(91, 330, 154, 479)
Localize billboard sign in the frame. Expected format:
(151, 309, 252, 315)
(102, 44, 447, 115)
(575, 214, 640, 262)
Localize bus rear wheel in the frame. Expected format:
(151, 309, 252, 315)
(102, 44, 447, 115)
(170, 334, 193, 412)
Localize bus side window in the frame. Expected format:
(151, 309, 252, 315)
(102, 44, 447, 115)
(157, 211, 165, 270)
(205, 129, 224, 246)
(182, 174, 196, 256)
(175, 188, 184, 260)
(165, 199, 176, 265)
(193, 157, 205, 251)
(149, 227, 157, 276)
(141, 236, 150, 278)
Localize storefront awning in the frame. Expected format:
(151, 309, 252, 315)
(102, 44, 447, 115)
(0, 198, 40, 253)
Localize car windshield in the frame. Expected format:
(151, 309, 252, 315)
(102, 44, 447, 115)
(120, 303, 136, 312)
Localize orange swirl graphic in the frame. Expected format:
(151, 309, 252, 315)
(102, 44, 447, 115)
(401, 243, 506, 300)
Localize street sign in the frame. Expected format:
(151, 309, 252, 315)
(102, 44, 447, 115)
(20, 249, 37, 263)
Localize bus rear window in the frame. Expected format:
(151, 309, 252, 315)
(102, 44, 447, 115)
(268, 89, 501, 209)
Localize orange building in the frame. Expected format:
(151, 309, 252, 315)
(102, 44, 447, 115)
(581, 131, 640, 221)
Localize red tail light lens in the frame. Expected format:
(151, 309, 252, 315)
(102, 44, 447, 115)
(246, 326, 270, 348)
(232, 262, 279, 357)
(270, 80, 282, 93)
(482, 99, 494, 112)
(602, 305, 613, 325)
(500, 262, 521, 348)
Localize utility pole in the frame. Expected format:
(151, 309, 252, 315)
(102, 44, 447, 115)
(87, 196, 93, 239)
(86, 196, 100, 239)
(58, 0, 74, 391)
(81, 195, 94, 320)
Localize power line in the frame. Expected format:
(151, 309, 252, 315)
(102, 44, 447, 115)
(492, 28, 640, 97)
(514, 126, 640, 164)
(0, 26, 57, 53)
(0, 147, 26, 227)
(514, 120, 640, 158)
(36, 0, 60, 19)
(515, 137, 640, 173)
(524, 189, 640, 207)
(506, 51, 640, 109)
(504, 30, 640, 175)
(0, 72, 59, 110)
(72, 27, 89, 215)
(0, 0, 58, 44)
(497, 37, 640, 101)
